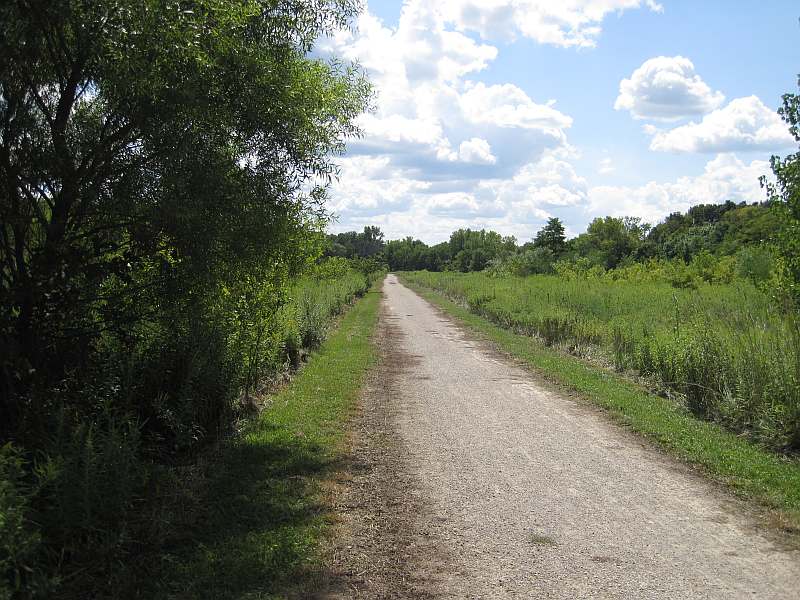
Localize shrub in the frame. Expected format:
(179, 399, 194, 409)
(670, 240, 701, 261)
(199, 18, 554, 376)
(490, 248, 556, 277)
(737, 245, 775, 285)
(35, 410, 147, 562)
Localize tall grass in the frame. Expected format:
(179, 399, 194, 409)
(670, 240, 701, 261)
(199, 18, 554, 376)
(157, 280, 382, 599)
(404, 271, 800, 452)
(291, 271, 372, 352)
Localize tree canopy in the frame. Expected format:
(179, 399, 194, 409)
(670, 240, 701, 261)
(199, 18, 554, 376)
(374, 199, 784, 285)
(0, 0, 371, 431)
(326, 226, 385, 258)
(532, 217, 566, 256)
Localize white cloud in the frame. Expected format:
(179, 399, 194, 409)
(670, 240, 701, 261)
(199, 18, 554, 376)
(648, 95, 794, 153)
(587, 153, 770, 224)
(328, 150, 588, 241)
(458, 137, 497, 164)
(329, 151, 770, 243)
(439, 0, 662, 48)
(321, 2, 573, 168)
(427, 193, 507, 217)
(508, 153, 587, 200)
(396, 2, 500, 83)
(469, 152, 589, 225)
(505, 162, 586, 220)
(354, 113, 445, 146)
(615, 56, 724, 120)
(598, 157, 615, 174)
(324, 0, 768, 242)
(427, 193, 480, 215)
(459, 82, 573, 133)
(327, 155, 429, 218)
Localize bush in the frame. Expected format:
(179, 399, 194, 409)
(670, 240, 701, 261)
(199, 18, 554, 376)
(553, 257, 604, 280)
(490, 248, 556, 277)
(737, 245, 775, 285)
(35, 410, 147, 566)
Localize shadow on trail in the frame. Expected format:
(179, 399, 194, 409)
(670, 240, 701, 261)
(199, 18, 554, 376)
(156, 422, 344, 599)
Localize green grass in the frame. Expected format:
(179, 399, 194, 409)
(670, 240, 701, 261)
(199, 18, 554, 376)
(400, 275, 800, 531)
(150, 285, 381, 599)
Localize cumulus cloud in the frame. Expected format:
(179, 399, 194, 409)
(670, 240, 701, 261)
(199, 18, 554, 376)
(647, 95, 794, 153)
(354, 113, 445, 146)
(458, 137, 497, 164)
(439, 0, 662, 48)
(459, 82, 573, 133)
(319, 1, 690, 242)
(428, 193, 507, 217)
(329, 150, 771, 243)
(587, 154, 770, 224)
(327, 156, 428, 218)
(503, 153, 587, 203)
(493, 154, 588, 224)
(328, 150, 589, 241)
(319, 0, 580, 213)
(322, 2, 573, 166)
(615, 56, 724, 120)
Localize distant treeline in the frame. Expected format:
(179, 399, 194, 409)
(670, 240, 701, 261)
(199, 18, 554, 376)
(326, 200, 784, 286)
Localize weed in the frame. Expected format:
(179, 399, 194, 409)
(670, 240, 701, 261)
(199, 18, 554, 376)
(529, 533, 558, 546)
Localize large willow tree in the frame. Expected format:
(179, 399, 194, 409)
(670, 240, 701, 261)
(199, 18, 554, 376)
(0, 0, 370, 433)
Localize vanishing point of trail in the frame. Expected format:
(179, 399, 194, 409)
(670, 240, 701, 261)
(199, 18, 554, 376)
(328, 274, 799, 599)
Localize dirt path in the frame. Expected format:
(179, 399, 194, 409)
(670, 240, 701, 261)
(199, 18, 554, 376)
(325, 274, 799, 599)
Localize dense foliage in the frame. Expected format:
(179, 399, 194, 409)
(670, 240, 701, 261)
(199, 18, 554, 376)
(371, 201, 783, 290)
(0, 0, 371, 596)
(326, 225, 385, 259)
(381, 228, 516, 272)
(639, 202, 779, 261)
(405, 271, 800, 452)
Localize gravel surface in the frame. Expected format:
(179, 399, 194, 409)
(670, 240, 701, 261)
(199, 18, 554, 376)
(325, 274, 799, 599)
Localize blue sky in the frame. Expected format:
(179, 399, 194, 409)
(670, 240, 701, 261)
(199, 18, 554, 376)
(321, 0, 799, 242)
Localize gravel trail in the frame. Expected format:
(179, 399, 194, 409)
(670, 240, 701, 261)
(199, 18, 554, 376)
(327, 274, 799, 599)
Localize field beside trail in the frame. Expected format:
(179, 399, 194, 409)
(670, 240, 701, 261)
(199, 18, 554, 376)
(402, 271, 800, 453)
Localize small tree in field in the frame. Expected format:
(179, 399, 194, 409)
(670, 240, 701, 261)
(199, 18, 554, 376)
(533, 217, 567, 256)
(764, 76, 800, 304)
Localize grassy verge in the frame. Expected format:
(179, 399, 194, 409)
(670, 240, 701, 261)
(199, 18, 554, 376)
(400, 275, 800, 532)
(150, 285, 381, 599)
